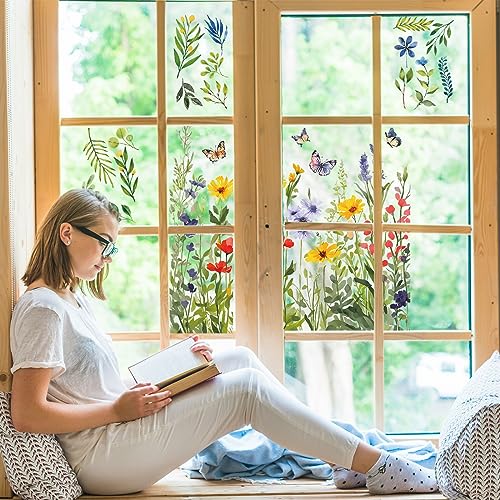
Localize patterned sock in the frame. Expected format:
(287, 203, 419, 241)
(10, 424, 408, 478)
(366, 452, 438, 494)
(332, 467, 367, 489)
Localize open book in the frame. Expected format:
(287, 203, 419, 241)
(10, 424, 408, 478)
(128, 337, 221, 396)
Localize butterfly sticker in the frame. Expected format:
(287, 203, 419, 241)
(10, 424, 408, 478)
(309, 150, 336, 176)
(291, 128, 310, 147)
(202, 141, 226, 162)
(385, 128, 402, 148)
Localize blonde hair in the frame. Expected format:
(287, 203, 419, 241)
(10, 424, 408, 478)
(22, 189, 120, 300)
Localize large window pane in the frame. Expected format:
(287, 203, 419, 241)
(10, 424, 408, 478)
(383, 233, 469, 331)
(168, 125, 234, 226)
(384, 341, 470, 433)
(281, 16, 373, 116)
(90, 236, 160, 331)
(167, 3, 233, 116)
(282, 125, 373, 223)
(382, 125, 469, 225)
(285, 341, 373, 429)
(169, 234, 235, 333)
(381, 15, 469, 115)
(59, 2, 157, 117)
(61, 126, 159, 226)
(283, 231, 374, 331)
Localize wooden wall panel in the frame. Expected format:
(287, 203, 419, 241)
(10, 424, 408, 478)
(0, 0, 35, 496)
(471, 0, 499, 365)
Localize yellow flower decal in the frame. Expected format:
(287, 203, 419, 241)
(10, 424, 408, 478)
(337, 195, 364, 219)
(292, 163, 304, 174)
(208, 176, 234, 201)
(305, 242, 340, 263)
(289, 172, 297, 182)
(189, 15, 195, 22)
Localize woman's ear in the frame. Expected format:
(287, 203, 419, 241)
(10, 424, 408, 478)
(59, 222, 73, 246)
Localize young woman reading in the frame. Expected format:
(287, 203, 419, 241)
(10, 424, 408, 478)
(10, 189, 438, 495)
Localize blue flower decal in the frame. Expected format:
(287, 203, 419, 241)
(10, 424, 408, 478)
(394, 36, 417, 58)
(416, 56, 428, 66)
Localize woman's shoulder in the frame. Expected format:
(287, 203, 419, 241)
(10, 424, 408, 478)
(13, 287, 66, 320)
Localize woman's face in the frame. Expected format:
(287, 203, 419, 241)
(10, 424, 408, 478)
(61, 212, 120, 281)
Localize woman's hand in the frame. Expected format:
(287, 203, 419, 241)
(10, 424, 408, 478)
(112, 383, 172, 422)
(190, 334, 214, 361)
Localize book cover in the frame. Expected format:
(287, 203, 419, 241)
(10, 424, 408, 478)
(128, 337, 220, 395)
(158, 363, 221, 396)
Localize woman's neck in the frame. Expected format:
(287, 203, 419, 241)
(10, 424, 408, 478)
(27, 280, 78, 306)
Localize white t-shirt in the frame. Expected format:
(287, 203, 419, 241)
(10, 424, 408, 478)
(10, 287, 127, 467)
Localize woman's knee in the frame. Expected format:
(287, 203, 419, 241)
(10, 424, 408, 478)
(233, 345, 258, 363)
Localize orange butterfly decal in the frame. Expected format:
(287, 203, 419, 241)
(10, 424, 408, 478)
(202, 141, 226, 163)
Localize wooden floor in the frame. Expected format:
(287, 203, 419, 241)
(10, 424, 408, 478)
(79, 469, 446, 500)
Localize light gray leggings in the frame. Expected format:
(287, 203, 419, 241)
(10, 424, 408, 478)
(75, 346, 360, 495)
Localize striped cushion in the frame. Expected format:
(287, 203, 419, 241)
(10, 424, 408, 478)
(436, 352, 500, 500)
(0, 392, 82, 500)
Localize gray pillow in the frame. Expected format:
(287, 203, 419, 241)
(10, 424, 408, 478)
(0, 392, 82, 500)
(436, 352, 500, 500)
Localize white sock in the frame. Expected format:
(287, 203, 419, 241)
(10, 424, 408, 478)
(366, 452, 438, 494)
(332, 467, 367, 489)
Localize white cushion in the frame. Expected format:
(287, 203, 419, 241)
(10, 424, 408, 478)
(0, 392, 82, 500)
(436, 351, 500, 499)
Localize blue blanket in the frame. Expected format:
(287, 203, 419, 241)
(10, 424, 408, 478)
(181, 421, 437, 482)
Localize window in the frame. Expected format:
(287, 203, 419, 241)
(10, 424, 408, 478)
(33, 0, 498, 433)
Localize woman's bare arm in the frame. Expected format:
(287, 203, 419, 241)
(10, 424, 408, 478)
(11, 368, 172, 434)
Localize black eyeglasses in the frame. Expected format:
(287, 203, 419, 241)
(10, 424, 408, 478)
(74, 225, 118, 258)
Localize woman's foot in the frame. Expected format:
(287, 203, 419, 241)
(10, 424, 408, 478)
(366, 452, 438, 494)
(332, 467, 367, 489)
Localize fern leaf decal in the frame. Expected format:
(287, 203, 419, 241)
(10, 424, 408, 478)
(204, 16, 228, 54)
(83, 128, 115, 186)
(438, 56, 454, 103)
(394, 16, 434, 32)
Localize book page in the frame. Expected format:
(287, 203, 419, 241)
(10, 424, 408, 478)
(128, 337, 208, 385)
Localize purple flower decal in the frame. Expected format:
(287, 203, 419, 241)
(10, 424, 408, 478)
(181, 300, 189, 308)
(179, 213, 199, 226)
(300, 197, 322, 219)
(186, 242, 195, 252)
(190, 179, 206, 188)
(187, 268, 198, 279)
(359, 153, 372, 182)
(390, 290, 410, 310)
(185, 283, 197, 293)
(185, 188, 196, 199)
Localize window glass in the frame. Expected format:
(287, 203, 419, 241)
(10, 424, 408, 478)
(384, 341, 470, 432)
(59, 1, 157, 117)
(281, 16, 373, 115)
(167, 3, 233, 116)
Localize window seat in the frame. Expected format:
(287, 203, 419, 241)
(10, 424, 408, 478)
(72, 469, 447, 500)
